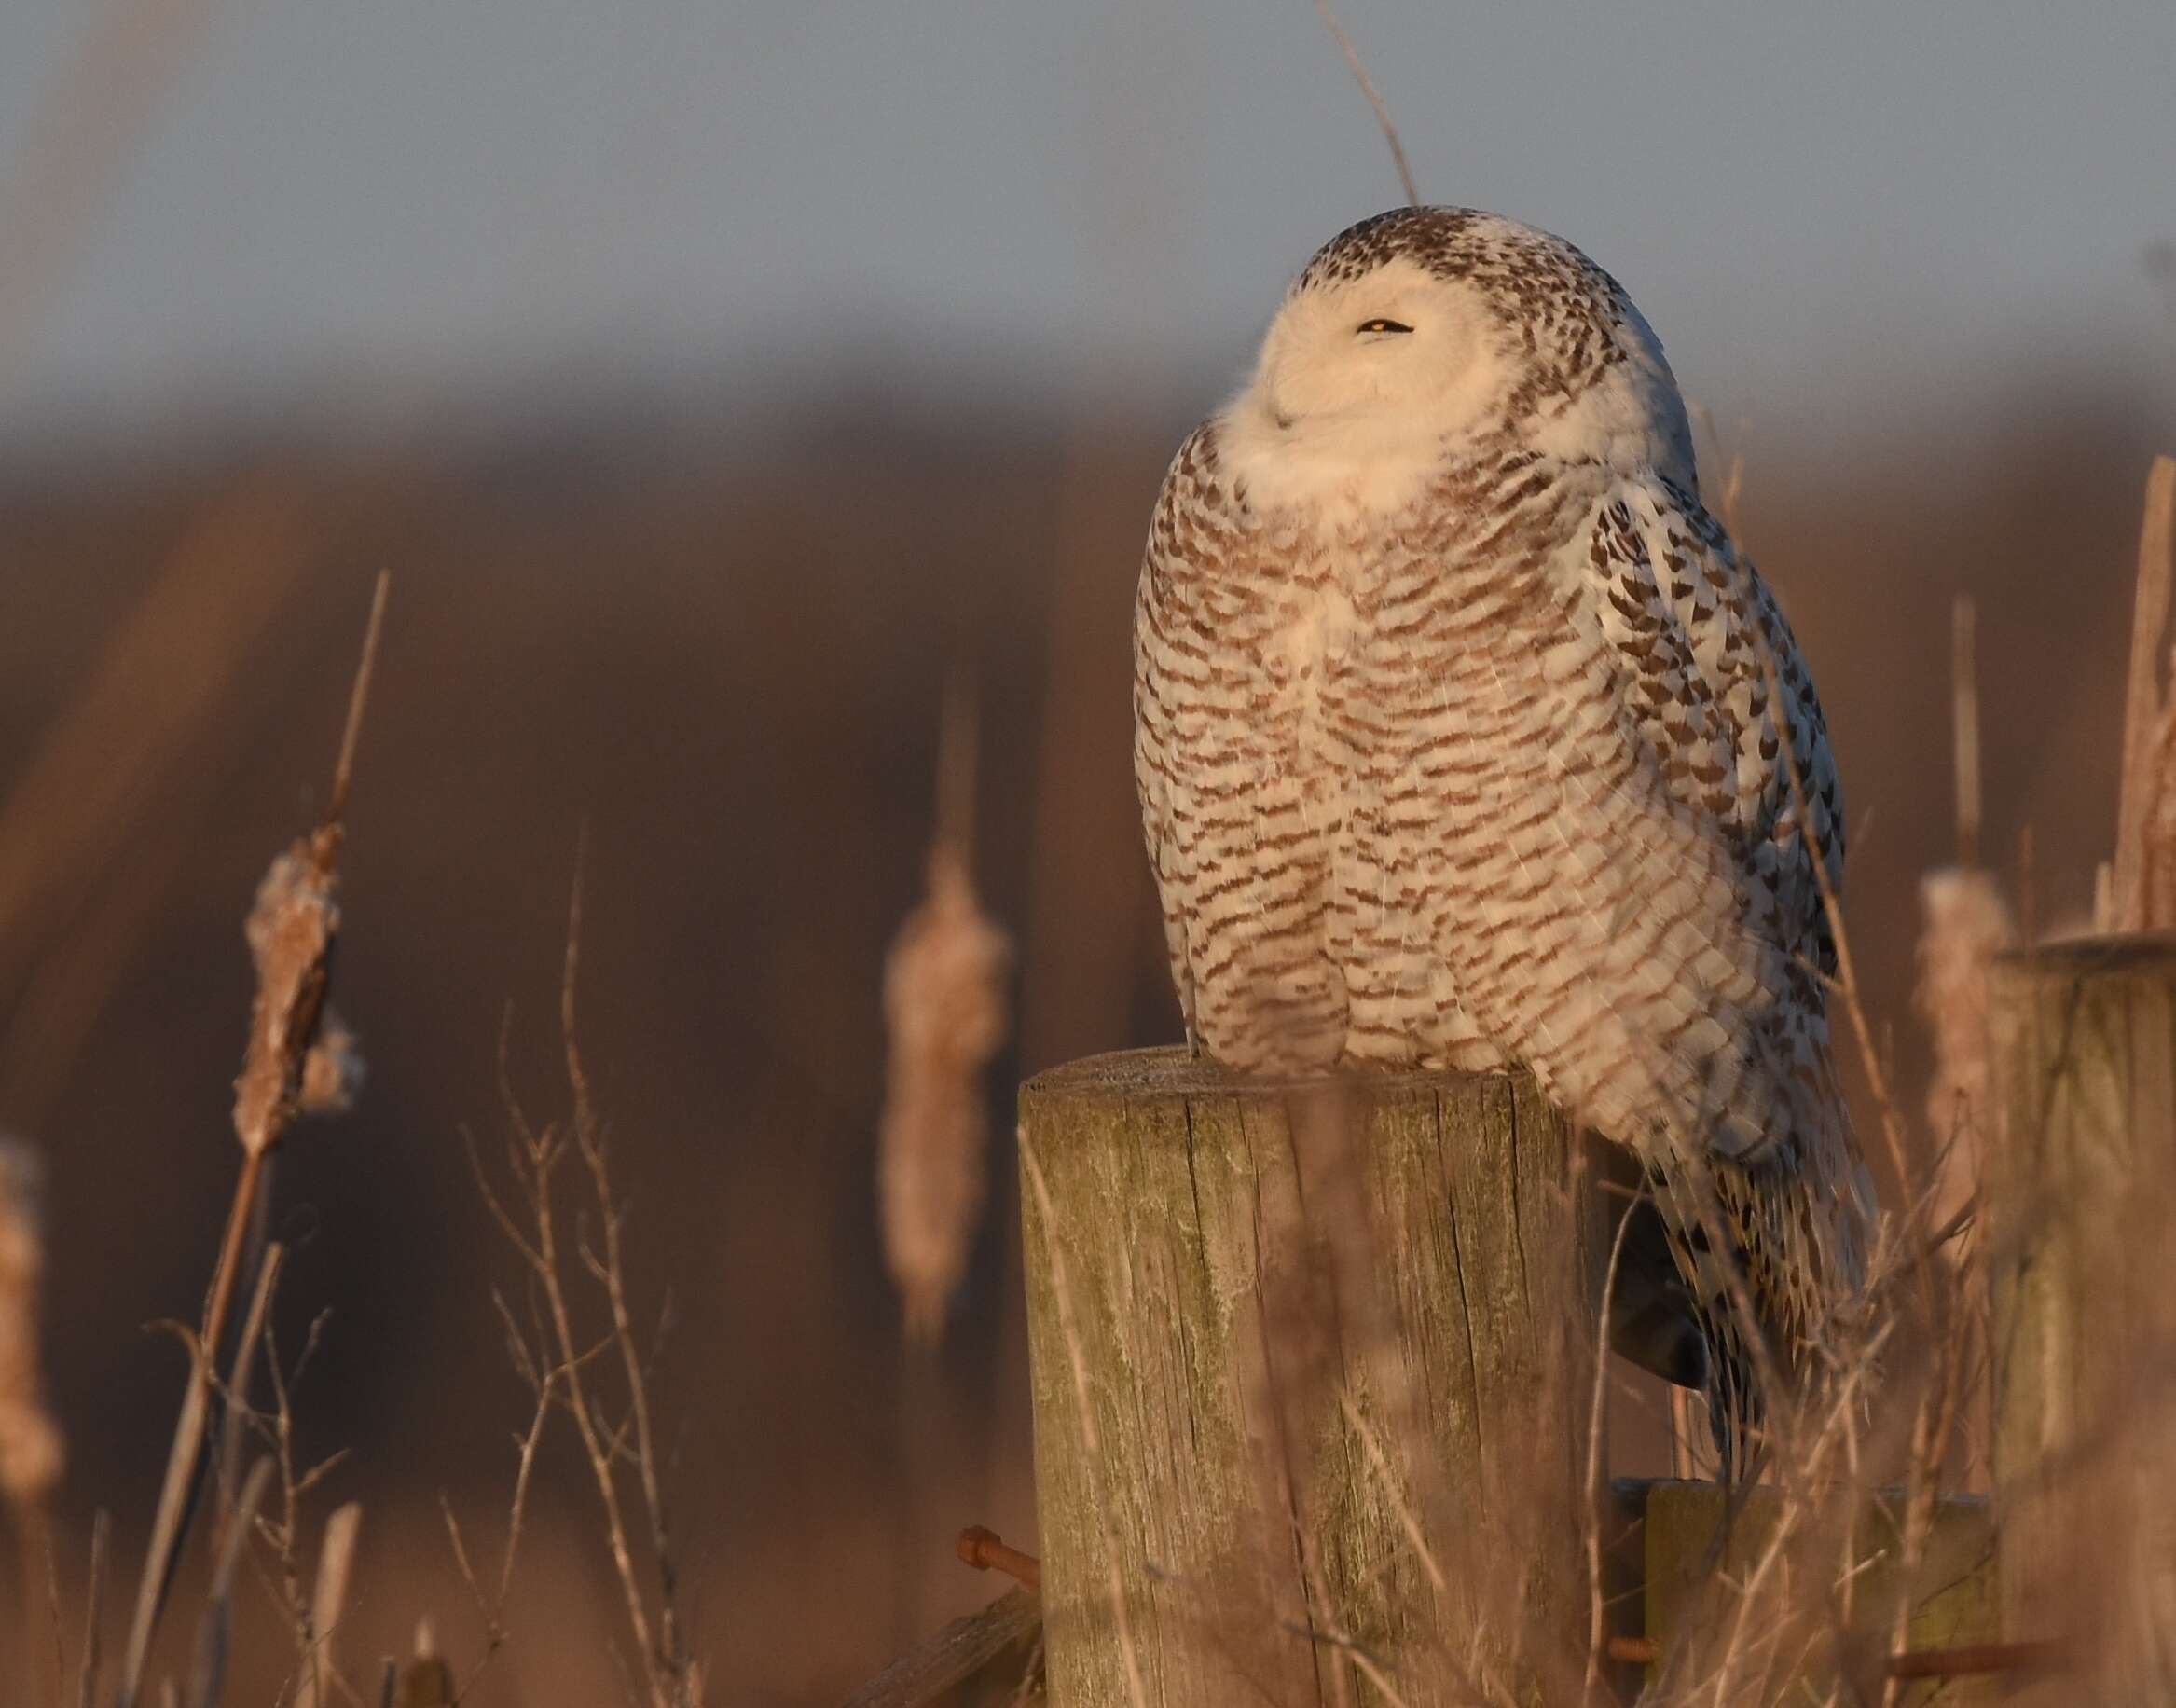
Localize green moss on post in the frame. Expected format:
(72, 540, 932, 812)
(1017, 1047, 1605, 1707)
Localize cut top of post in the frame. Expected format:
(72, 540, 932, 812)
(1024, 1042, 1545, 1103)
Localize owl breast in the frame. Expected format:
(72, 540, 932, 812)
(1137, 448, 1543, 1076)
(1311, 531, 1536, 1077)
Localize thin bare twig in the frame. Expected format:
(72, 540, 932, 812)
(439, 1351, 551, 1708)
(463, 864, 697, 1707)
(563, 863, 686, 1683)
(531, 946, 662, 1703)
(439, 1298, 554, 1699)
(1584, 1196, 1639, 1699)
(248, 1305, 346, 1701)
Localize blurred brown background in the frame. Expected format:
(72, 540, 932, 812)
(3, 384, 2168, 1701)
(1, 0, 2173, 1700)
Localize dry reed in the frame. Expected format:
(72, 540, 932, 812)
(114, 574, 384, 1708)
(0, 1136, 62, 1708)
(181, 1455, 269, 1708)
(1310, 0, 1421, 208)
(0, 0, 233, 382)
(2113, 456, 2176, 929)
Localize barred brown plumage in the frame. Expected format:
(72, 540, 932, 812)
(1133, 206, 1874, 1472)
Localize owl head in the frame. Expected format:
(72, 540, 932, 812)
(1219, 208, 1696, 517)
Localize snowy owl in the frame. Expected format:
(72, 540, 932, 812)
(1133, 207, 1872, 1467)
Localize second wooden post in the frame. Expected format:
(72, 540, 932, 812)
(1988, 937, 2176, 1700)
(1018, 1047, 1608, 1707)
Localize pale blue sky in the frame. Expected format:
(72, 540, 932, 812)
(0, 0, 2171, 454)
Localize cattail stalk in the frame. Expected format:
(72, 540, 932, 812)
(119, 573, 385, 1708)
(2114, 456, 2176, 930)
(1952, 596, 1982, 869)
(878, 679, 1011, 1342)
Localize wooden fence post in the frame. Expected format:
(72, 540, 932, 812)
(1017, 1047, 1606, 1707)
(1988, 937, 2176, 1699)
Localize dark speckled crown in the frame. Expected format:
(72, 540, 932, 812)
(1293, 207, 1642, 405)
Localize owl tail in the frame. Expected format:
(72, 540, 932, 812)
(1702, 1315, 1766, 1485)
(1605, 1187, 1771, 1481)
(1644, 1152, 1864, 1484)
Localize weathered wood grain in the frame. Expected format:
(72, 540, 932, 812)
(1988, 936, 2176, 1701)
(841, 1589, 1043, 1708)
(1017, 1048, 1605, 1706)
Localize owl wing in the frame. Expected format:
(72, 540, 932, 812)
(1502, 466, 1848, 1189)
(1580, 474, 1870, 1363)
(1435, 463, 1846, 1181)
(1590, 473, 1844, 998)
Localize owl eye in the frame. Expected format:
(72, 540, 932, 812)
(1357, 317, 1413, 335)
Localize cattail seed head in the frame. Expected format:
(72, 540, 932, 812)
(301, 1008, 366, 1116)
(1914, 867, 2017, 1259)
(233, 843, 341, 1156)
(879, 844, 1011, 1342)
